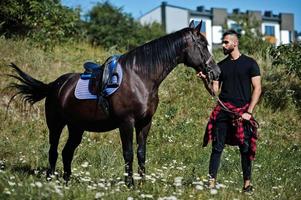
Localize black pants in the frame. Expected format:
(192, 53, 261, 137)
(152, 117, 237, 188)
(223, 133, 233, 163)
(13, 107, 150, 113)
(209, 111, 252, 181)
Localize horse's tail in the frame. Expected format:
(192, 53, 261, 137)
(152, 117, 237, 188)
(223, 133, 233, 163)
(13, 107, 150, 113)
(7, 63, 50, 105)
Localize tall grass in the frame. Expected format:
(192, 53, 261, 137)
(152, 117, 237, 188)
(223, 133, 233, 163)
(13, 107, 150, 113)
(0, 38, 300, 199)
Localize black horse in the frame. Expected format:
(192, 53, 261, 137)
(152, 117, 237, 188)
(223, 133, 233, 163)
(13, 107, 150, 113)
(8, 21, 220, 186)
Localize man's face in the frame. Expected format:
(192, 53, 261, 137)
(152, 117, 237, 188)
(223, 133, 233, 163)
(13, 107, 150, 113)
(222, 34, 236, 55)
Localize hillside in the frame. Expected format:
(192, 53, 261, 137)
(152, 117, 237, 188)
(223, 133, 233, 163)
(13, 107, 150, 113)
(0, 38, 300, 199)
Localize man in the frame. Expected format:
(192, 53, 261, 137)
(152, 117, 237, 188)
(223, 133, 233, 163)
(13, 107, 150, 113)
(197, 29, 261, 193)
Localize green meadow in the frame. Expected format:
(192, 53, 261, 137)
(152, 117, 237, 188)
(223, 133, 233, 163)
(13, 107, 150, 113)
(0, 38, 300, 199)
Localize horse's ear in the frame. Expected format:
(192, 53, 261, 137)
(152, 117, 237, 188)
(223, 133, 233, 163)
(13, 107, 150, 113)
(195, 20, 203, 33)
(189, 20, 195, 29)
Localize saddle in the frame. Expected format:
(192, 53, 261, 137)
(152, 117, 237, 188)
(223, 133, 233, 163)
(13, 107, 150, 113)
(80, 55, 121, 114)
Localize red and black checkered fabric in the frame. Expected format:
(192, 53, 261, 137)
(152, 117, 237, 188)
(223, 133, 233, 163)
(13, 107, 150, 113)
(203, 102, 258, 160)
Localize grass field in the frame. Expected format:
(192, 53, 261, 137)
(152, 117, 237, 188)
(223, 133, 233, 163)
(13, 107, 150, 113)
(0, 38, 300, 199)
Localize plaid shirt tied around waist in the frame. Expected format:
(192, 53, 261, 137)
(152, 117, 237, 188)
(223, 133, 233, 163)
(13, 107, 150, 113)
(203, 102, 258, 160)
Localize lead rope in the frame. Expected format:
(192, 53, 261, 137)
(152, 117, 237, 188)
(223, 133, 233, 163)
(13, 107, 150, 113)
(206, 78, 259, 128)
(205, 78, 238, 116)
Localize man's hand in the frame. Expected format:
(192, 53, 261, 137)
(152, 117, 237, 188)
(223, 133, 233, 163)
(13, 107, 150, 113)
(197, 71, 206, 79)
(241, 112, 252, 121)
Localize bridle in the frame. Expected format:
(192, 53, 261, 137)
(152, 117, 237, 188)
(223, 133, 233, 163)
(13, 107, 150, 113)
(190, 33, 216, 84)
(204, 55, 215, 86)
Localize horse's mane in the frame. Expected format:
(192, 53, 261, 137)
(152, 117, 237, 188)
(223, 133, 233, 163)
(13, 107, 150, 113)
(122, 28, 191, 78)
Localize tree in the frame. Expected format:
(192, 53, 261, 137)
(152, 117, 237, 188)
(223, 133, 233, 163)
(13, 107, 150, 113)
(0, 0, 83, 49)
(86, 1, 164, 49)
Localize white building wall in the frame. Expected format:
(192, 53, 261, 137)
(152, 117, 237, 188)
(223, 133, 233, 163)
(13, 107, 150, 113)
(280, 30, 290, 44)
(212, 25, 223, 44)
(189, 17, 213, 51)
(262, 22, 281, 46)
(227, 19, 235, 29)
(165, 6, 189, 33)
(139, 7, 161, 25)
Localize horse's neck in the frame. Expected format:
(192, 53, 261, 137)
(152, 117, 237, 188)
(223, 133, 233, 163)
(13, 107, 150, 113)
(155, 62, 178, 86)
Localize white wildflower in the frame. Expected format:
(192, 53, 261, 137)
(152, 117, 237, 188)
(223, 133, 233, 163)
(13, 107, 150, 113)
(117, 181, 125, 185)
(35, 182, 43, 188)
(133, 175, 142, 180)
(192, 181, 204, 185)
(210, 188, 218, 195)
(80, 177, 91, 182)
(81, 161, 89, 168)
(158, 196, 177, 200)
(4, 188, 11, 195)
(8, 181, 16, 186)
(254, 164, 262, 168)
(141, 194, 153, 198)
(97, 182, 105, 188)
(174, 177, 183, 187)
(216, 183, 226, 189)
(195, 185, 204, 190)
(54, 186, 63, 196)
(95, 192, 104, 199)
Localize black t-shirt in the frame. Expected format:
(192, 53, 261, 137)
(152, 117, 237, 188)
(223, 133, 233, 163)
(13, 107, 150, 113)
(218, 54, 260, 107)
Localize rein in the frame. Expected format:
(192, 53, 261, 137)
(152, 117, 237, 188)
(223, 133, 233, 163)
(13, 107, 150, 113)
(205, 78, 260, 128)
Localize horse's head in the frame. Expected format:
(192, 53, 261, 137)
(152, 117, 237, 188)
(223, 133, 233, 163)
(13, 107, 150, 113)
(183, 20, 220, 81)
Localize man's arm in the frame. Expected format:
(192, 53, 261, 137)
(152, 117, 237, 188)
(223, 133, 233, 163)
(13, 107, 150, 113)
(242, 75, 262, 120)
(197, 72, 219, 96)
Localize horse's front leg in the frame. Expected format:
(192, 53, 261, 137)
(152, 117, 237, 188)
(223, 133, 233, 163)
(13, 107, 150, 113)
(136, 120, 152, 179)
(119, 121, 134, 187)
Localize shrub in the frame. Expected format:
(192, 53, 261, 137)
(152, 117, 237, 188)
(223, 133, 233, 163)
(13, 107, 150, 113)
(0, 0, 83, 49)
(263, 42, 301, 112)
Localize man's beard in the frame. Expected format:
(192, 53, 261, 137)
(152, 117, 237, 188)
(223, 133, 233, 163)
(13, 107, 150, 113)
(223, 47, 234, 55)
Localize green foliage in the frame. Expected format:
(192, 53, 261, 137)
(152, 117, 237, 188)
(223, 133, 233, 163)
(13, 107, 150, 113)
(1, 0, 165, 50)
(133, 22, 165, 48)
(0, 0, 83, 49)
(86, 1, 165, 49)
(263, 42, 301, 112)
(269, 42, 301, 79)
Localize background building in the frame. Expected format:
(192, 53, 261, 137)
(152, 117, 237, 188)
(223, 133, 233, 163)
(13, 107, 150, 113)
(139, 2, 295, 50)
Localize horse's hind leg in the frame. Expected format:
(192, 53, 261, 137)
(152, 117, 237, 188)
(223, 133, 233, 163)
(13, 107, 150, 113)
(45, 106, 65, 179)
(47, 124, 65, 178)
(62, 124, 84, 181)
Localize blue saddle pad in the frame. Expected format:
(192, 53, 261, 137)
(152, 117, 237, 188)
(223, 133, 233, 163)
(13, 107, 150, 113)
(75, 61, 123, 99)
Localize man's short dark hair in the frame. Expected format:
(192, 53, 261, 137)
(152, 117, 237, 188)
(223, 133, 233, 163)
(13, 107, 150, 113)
(223, 29, 241, 39)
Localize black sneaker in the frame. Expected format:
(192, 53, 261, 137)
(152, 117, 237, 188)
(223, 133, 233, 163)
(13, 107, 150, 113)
(243, 185, 254, 195)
